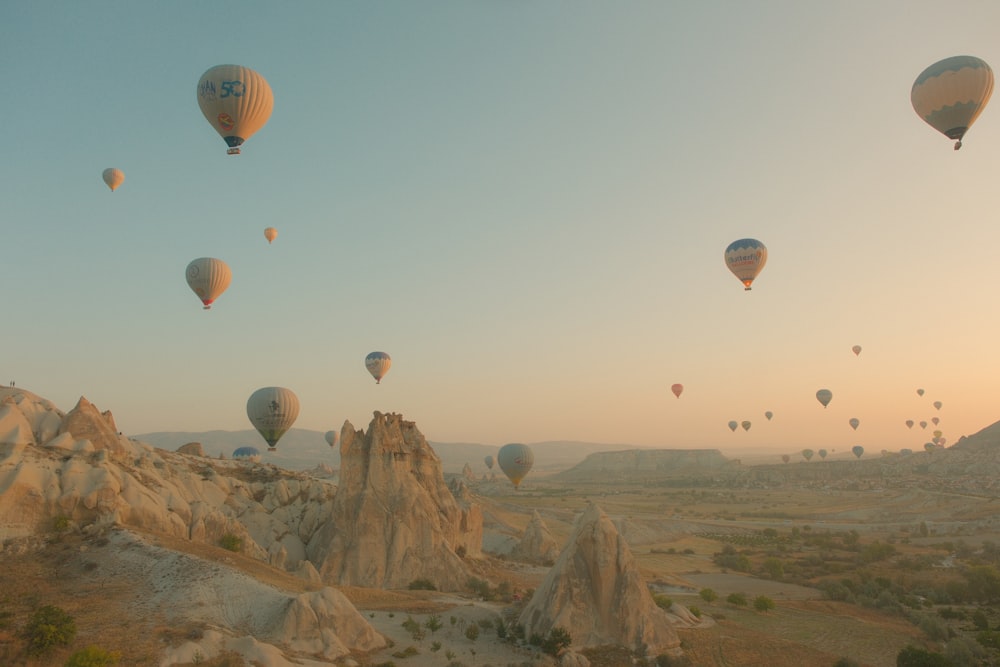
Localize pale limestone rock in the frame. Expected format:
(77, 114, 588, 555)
(512, 509, 559, 563)
(59, 397, 132, 459)
(309, 412, 482, 590)
(277, 588, 386, 658)
(518, 503, 683, 658)
(177, 442, 206, 457)
(0, 403, 35, 447)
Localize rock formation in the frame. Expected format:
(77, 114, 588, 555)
(518, 502, 684, 659)
(308, 412, 482, 590)
(177, 441, 206, 457)
(512, 509, 559, 563)
(58, 396, 131, 458)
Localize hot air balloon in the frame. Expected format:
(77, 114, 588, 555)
(905, 420, 915, 429)
(365, 351, 391, 384)
(849, 417, 860, 431)
(764, 411, 774, 421)
(185, 257, 232, 309)
(931, 417, 940, 426)
(901, 448, 913, 455)
(802, 448, 814, 461)
(246, 386, 300, 451)
(917, 388, 925, 397)
(933, 401, 943, 410)
(933, 429, 943, 439)
(484, 455, 494, 470)
(920, 421, 928, 429)
(497, 443, 534, 488)
(852, 345, 862, 356)
(818, 448, 828, 459)
(816, 389, 833, 408)
(741, 420, 752, 432)
(233, 446, 262, 462)
(671, 383, 684, 398)
(102, 168, 124, 192)
(724, 238, 767, 290)
(728, 421, 738, 432)
(781, 454, 790, 464)
(852, 445, 864, 459)
(912, 55, 994, 150)
(324, 430, 337, 447)
(264, 227, 278, 244)
(197, 64, 274, 155)
(924, 442, 936, 453)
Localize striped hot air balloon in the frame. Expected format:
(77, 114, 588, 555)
(912, 55, 994, 150)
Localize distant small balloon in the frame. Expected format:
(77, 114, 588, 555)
(933, 429, 943, 439)
(233, 446, 261, 462)
(849, 417, 860, 431)
(671, 383, 684, 398)
(852, 345, 862, 356)
(917, 388, 925, 396)
(324, 430, 337, 447)
(185, 257, 232, 310)
(102, 168, 125, 192)
(920, 421, 928, 429)
(931, 417, 940, 426)
(905, 420, 914, 429)
(801, 448, 814, 461)
(818, 448, 828, 459)
(741, 420, 752, 432)
(728, 421, 738, 432)
(816, 389, 833, 408)
(764, 411, 773, 421)
(933, 401, 943, 410)
(852, 445, 864, 459)
(365, 351, 391, 384)
(484, 455, 494, 470)
(781, 454, 790, 463)
(264, 227, 277, 244)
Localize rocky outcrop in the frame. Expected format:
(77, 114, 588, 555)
(512, 510, 559, 563)
(518, 503, 683, 658)
(58, 396, 131, 459)
(309, 412, 482, 590)
(177, 442, 206, 457)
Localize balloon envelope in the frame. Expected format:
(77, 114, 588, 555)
(102, 168, 124, 192)
(741, 420, 752, 431)
(849, 417, 860, 430)
(917, 388, 925, 396)
(920, 421, 928, 429)
(246, 386, 300, 451)
(185, 257, 232, 309)
(264, 227, 277, 244)
(497, 443, 534, 488)
(724, 238, 767, 290)
(816, 389, 833, 408)
(852, 445, 864, 459)
(671, 383, 683, 398)
(365, 351, 391, 383)
(852, 345, 862, 356)
(197, 64, 274, 155)
(764, 411, 773, 421)
(484, 455, 494, 470)
(933, 401, 943, 410)
(324, 430, 337, 447)
(912, 55, 994, 149)
(905, 420, 914, 429)
(727, 421, 738, 432)
(233, 446, 261, 462)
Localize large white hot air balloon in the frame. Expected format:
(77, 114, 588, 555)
(185, 257, 232, 309)
(102, 168, 124, 192)
(724, 238, 767, 291)
(497, 443, 534, 488)
(264, 227, 278, 244)
(912, 55, 994, 150)
(197, 64, 274, 155)
(246, 386, 300, 451)
(365, 351, 391, 384)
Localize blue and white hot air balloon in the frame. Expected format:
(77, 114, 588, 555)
(912, 55, 994, 150)
(365, 351, 391, 384)
(724, 238, 767, 290)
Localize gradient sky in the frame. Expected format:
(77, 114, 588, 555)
(3, 1, 1000, 455)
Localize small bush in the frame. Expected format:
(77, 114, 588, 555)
(391, 646, 418, 658)
(653, 594, 673, 610)
(218, 533, 242, 552)
(464, 625, 479, 641)
(52, 516, 71, 533)
(24, 605, 76, 655)
(688, 605, 702, 618)
(698, 588, 717, 603)
(726, 592, 748, 607)
(753, 596, 775, 612)
(408, 578, 437, 591)
(541, 627, 572, 656)
(65, 646, 122, 666)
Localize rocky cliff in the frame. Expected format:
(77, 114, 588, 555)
(309, 412, 482, 590)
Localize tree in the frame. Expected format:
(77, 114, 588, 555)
(699, 588, 717, 603)
(753, 595, 775, 612)
(542, 627, 572, 656)
(24, 605, 76, 655)
(896, 645, 954, 666)
(726, 592, 748, 607)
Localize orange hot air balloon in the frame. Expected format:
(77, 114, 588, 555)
(264, 227, 277, 244)
(671, 383, 683, 398)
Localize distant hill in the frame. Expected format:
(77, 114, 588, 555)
(949, 419, 1000, 452)
(132, 429, 643, 474)
(551, 448, 739, 483)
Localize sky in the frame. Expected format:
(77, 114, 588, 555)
(3, 1, 1000, 455)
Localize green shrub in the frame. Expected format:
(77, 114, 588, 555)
(896, 645, 953, 666)
(24, 605, 76, 655)
(698, 588, 717, 603)
(408, 578, 437, 591)
(688, 605, 701, 618)
(52, 516, 71, 533)
(65, 646, 122, 667)
(726, 592, 748, 607)
(653, 594, 673, 610)
(753, 596, 775, 612)
(218, 533, 242, 552)
(541, 627, 572, 656)
(464, 624, 479, 641)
